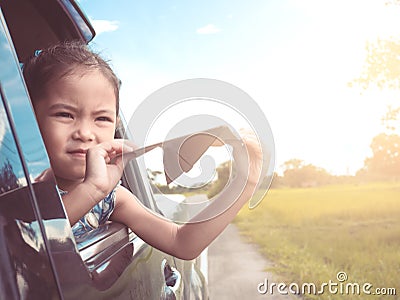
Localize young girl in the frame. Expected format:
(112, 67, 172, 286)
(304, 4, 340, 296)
(23, 41, 263, 260)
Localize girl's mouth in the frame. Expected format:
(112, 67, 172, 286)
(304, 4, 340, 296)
(68, 149, 88, 158)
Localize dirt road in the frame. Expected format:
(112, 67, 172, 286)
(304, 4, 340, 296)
(208, 223, 295, 299)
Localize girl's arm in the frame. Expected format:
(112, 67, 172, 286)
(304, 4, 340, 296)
(111, 131, 263, 260)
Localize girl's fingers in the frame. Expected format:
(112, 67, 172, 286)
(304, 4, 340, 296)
(90, 140, 134, 159)
(89, 139, 136, 168)
(103, 139, 134, 154)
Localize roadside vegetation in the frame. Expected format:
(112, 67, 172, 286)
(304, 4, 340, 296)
(235, 182, 400, 299)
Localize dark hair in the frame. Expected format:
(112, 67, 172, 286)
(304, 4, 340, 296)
(23, 40, 120, 114)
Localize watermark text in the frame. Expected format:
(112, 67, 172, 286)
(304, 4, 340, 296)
(257, 272, 396, 296)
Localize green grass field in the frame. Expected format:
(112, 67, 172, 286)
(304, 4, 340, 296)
(234, 182, 400, 299)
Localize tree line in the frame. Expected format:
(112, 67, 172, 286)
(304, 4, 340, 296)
(148, 127, 400, 193)
(270, 130, 400, 188)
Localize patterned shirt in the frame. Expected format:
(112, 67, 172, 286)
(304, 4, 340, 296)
(58, 187, 116, 238)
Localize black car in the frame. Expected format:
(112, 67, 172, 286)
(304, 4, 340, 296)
(0, 0, 208, 299)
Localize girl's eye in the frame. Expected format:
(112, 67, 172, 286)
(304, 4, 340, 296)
(55, 112, 73, 119)
(96, 116, 113, 122)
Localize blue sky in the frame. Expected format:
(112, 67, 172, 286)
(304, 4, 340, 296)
(78, 0, 400, 175)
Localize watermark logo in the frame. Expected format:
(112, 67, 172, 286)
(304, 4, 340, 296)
(336, 271, 348, 282)
(124, 78, 275, 223)
(257, 272, 397, 296)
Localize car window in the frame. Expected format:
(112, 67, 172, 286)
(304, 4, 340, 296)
(0, 11, 51, 181)
(0, 90, 25, 194)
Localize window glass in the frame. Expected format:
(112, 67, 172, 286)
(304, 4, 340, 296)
(0, 99, 25, 194)
(0, 12, 51, 181)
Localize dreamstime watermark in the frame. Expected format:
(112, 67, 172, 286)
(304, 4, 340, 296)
(257, 272, 397, 296)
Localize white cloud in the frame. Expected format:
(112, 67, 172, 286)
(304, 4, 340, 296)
(90, 19, 119, 35)
(196, 24, 221, 35)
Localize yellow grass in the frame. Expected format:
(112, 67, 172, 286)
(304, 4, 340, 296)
(234, 182, 400, 299)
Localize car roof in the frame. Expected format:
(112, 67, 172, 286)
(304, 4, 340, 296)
(1, 0, 95, 62)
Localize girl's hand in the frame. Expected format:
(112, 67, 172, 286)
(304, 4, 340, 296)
(233, 129, 264, 187)
(208, 128, 264, 187)
(83, 139, 133, 202)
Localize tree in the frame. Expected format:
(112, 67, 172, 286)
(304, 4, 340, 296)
(349, 18, 400, 181)
(350, 0, 400, 89)
(281, 159, 332, 188)
(207, 161, 231, 198)
(351, 37, 400, 91)
(281, 158, 304, 171)
(382, 106, 400, 132)
(263, 172, 281, 189)
(361, 133, 400, 180)
(350, 35, 400, 132)
(0, 160, 19, 194)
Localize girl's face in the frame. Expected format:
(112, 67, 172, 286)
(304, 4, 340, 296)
(34, 70, 117, 188)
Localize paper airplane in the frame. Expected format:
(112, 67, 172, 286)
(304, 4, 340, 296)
(122, 125, 239, 184)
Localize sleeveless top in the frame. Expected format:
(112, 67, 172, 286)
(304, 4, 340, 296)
(58, 187, 116, 238)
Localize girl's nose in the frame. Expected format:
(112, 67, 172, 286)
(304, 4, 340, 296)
(72, 122, 95, 142)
